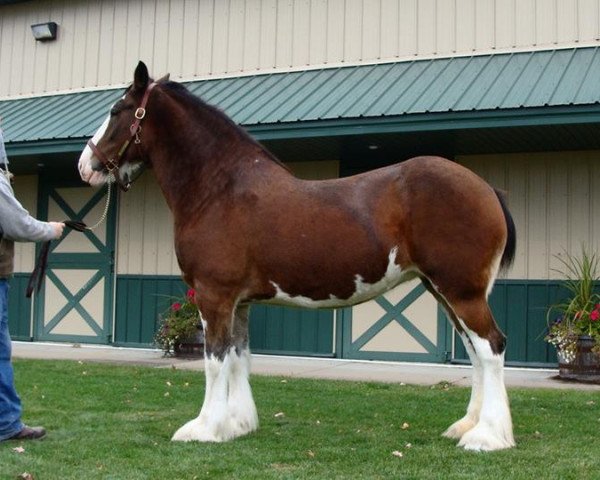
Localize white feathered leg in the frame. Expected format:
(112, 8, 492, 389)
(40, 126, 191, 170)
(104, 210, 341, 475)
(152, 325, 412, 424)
(443, 332, 483, 440)
(172, 352, 234, 442)
(172, 304, 258, 443)
(457, 327, 515, 451)
(227, 347, 259, 436)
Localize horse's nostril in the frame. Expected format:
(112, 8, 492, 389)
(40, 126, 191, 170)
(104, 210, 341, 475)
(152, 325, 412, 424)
(91, 159, 104, 172)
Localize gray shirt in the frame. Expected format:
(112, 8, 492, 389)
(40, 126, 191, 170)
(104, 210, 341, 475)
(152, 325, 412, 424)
(0, 172, 54, 242)
(0, 128, 55, 276)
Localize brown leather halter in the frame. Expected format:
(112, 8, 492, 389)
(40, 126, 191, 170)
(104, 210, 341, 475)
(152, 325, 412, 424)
(86, 81, 158, 191)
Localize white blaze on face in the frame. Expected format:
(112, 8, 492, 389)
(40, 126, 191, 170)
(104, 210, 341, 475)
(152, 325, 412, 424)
(78, 114, 110, 186)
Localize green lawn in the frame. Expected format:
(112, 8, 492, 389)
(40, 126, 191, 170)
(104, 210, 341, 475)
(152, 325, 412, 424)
(0, 360, 598, 479)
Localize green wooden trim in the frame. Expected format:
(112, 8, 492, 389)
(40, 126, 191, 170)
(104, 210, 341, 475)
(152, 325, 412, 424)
(39, 253, 111, 265)
(452, 279, 567, 366)
(249, 304, 334, 356)
(250, 349, 336, 358)
(112, 342, 159, 349)
(345, 351, 443, 363)
(335, 309, 349, 358)
(8, 274, 32, 341)
(36, 333, 112, 343)
(438, 305, 452, 363)
(114, 275, 188, 346)
(116, 274, 184, 281)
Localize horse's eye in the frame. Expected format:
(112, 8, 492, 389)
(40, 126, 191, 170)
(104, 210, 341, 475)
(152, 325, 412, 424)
(110, 106, 120, 116)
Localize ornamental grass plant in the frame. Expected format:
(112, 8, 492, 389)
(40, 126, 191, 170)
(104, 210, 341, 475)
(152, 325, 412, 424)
(546, 247, 600, 362)
(154, 288, 202, 355)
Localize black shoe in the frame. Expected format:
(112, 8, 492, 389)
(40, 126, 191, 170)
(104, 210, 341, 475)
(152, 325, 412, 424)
(9, 426, 46, 441)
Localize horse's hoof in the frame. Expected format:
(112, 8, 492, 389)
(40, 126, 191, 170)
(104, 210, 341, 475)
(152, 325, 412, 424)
(442, 416, 477, 440)
(456, 422, 515, 451)
(171, 415, 258, 443)
(171, 418, 224, 443)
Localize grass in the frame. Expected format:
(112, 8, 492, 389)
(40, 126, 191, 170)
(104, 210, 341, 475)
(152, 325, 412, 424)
(0, 360, 599, 479)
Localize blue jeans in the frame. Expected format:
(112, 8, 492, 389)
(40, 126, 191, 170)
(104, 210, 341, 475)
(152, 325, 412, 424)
(0, 279, 23, 440)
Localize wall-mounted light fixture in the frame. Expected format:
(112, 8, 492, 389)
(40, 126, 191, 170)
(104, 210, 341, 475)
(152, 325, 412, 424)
(31, 22, 58, 42)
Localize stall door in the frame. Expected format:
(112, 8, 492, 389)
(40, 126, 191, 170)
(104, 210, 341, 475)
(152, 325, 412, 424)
(340, 278, 449, 362)
(34, 178, 116, 344)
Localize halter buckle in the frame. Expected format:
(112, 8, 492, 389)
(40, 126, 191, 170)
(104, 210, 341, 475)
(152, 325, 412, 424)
(134, 108, 146, 120)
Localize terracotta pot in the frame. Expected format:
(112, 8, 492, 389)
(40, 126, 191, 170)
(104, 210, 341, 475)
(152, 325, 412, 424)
(558, 335, 600, 382)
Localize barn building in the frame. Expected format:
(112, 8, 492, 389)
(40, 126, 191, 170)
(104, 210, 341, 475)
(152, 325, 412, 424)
(2, 0, 600, 366)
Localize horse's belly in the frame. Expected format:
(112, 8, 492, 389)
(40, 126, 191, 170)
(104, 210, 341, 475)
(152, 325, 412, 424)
(260, 247, 418, 309)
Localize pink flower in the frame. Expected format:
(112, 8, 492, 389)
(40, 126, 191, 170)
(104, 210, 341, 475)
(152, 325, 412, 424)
(590, 310, 600, 322)
(171, 302, 182, 311)
(187, 288, 196, 300)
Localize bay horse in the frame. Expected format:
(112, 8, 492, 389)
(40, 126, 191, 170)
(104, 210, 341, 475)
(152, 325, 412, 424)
(78, 62, 516, 451)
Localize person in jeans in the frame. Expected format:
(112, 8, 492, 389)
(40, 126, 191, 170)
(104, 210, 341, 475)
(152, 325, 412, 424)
(0, 123, 64, 441)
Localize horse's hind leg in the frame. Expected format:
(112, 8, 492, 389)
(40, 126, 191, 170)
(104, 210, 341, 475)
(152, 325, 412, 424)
(421, 278, 484, 440)
(448, 297, 515, 451)
(442, 332, 483, 439)
(172, 300, 258, 442)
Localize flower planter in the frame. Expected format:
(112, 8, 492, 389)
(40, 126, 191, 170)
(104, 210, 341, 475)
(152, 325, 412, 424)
(558, 335, 600, 382)
(173, 330, 205, 358)
(173, 341, 204, 358)
(155, 288, 204, 357)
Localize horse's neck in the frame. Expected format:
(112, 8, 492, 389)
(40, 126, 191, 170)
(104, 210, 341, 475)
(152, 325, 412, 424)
(147, 95, 293, 217)
(150, 140, 292, 219)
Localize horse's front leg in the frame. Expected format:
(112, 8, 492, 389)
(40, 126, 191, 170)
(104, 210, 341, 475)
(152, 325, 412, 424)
(226, 306, 259, 436)
(172, 301, 258, 442)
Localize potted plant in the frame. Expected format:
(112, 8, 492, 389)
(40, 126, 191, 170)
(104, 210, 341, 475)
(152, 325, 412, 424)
(154, 288, 204, 357)
(546, 247, 600, 381)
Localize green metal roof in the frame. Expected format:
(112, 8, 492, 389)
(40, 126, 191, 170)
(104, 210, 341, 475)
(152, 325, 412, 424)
(2, 46, 600, 156)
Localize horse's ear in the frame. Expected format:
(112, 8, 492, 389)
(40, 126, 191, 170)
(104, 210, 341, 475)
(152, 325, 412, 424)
(134, 61, 150, 91)
(156, 73, 170, 83)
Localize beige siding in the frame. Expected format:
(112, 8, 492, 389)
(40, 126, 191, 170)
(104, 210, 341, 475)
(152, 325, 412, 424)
(12, 175, 38, 273)
(458, 151, 600, 280)
(2, 0, 600, 98)
(116, 171, 179, 276)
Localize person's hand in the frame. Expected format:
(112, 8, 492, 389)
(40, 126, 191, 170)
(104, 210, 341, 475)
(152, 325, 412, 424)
(49, 221, 65, 239)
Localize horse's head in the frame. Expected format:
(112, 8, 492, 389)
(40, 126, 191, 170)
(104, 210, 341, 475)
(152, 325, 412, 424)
(78, 61, 166, 191)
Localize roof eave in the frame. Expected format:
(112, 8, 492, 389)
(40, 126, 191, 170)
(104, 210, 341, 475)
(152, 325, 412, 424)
(5, 104, 600, 157)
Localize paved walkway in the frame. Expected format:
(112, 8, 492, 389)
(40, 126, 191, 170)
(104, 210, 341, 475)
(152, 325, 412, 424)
(12, 341, 600, 391)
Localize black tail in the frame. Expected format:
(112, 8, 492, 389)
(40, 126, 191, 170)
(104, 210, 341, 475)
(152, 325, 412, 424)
(494, 189, 516, 272)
